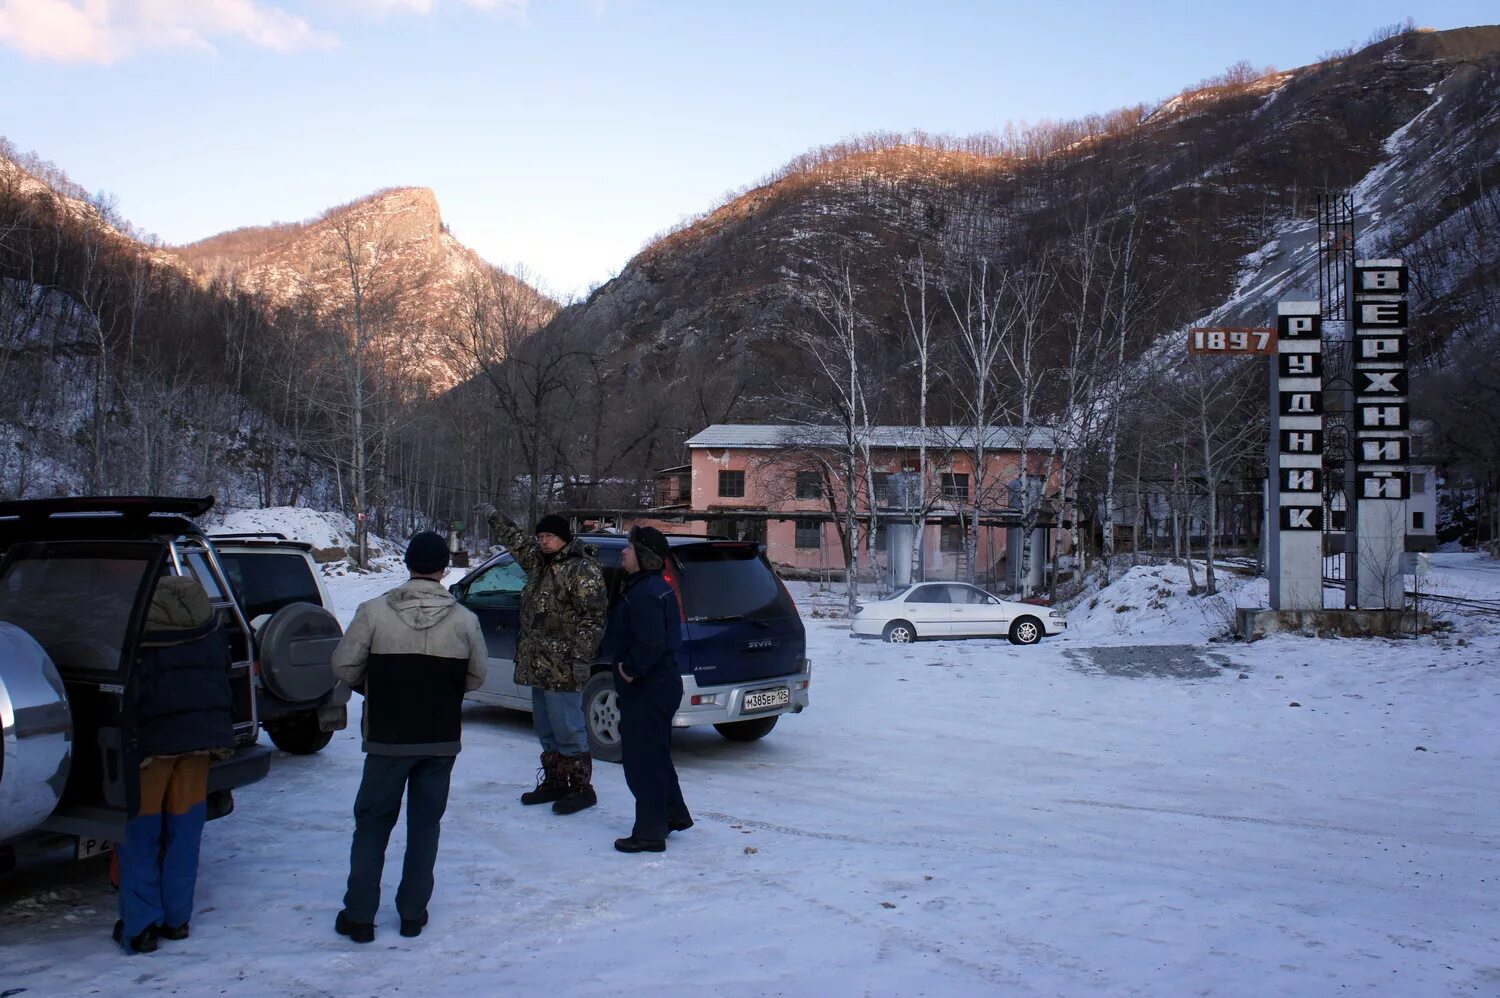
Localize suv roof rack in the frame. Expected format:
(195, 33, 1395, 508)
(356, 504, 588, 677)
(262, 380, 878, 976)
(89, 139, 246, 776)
(574, 531, 736, 543)
(0, 495, 215, 520)
(209, 532, 290, 541)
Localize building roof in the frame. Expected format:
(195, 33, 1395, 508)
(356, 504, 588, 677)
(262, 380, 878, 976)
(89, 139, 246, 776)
(685, 424, 1066, 451)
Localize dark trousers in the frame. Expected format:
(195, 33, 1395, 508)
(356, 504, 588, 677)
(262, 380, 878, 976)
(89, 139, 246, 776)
(617, 676, 688, 840)
(343, 754, 455, 923)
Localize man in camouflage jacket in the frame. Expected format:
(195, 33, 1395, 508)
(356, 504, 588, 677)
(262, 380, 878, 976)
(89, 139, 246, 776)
(479, 505, 607, 814)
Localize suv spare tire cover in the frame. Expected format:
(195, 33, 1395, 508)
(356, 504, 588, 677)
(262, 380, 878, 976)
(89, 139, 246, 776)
(0, 622, 72, 841)
(258, 602, 343, 704)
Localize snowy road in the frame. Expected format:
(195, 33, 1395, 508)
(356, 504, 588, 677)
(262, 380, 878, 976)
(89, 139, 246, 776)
(3, 563, 1500, 996)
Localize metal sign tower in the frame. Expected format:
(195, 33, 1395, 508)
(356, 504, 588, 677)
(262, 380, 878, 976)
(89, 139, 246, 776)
(1317, 191, 1358, 605)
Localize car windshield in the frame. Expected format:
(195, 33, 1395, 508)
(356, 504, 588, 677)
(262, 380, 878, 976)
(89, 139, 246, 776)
(0, 552, 152, 673)
(466, 554, 526, 602)
(672, 545, 791, 621)
(217, 550, 321, 620)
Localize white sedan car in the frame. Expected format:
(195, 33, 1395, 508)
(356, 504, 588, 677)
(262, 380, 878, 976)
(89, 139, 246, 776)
(850, 582, 1067, 645)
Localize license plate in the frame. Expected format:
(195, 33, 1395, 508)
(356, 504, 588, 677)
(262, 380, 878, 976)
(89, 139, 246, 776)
(743, 687, 790, 713)
(76, 837, 112, 860)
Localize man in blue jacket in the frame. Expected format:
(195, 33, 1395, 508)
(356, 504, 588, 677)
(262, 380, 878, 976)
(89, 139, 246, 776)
(609, 526, 692, 853)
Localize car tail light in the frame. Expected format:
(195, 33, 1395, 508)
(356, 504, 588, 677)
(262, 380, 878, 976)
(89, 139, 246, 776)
(661, 560, 688, 622)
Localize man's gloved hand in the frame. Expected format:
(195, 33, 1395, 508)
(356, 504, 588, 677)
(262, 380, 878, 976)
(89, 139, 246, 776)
(473, 502, 515, 531)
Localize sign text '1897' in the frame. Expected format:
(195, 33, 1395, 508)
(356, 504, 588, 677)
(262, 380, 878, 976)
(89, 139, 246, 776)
(1188, 327, 1277, 355)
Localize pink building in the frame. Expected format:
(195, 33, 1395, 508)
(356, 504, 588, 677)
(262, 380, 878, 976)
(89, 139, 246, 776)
(647, 424, 1065, 590)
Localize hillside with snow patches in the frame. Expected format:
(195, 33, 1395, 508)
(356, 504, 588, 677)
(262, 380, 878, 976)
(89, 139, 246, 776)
(548, 27, 1500, 424)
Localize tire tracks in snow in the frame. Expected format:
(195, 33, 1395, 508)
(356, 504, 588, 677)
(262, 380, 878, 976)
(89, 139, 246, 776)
(1058, 797, 1500, 849)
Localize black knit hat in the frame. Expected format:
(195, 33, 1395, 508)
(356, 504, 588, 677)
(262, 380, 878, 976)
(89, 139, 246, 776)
(628, 525, 669, 563)
(535, 514, 573, 544)
(405, 531, 450, 575)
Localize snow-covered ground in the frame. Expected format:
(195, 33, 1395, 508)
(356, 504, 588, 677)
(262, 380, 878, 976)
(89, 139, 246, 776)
(4, 554, 1500, 995)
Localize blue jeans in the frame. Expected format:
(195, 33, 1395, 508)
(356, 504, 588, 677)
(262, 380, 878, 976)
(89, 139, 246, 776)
(343, 754, 455, 924)
(119, 754, 211, 946)
(531, 687, 589, 756)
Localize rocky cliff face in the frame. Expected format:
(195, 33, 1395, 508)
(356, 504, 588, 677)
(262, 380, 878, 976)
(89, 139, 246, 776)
(173, 186, 555, 393)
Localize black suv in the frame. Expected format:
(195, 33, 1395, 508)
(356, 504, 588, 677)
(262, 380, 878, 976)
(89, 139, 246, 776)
(0, 495, 343, 870)
(456, 533, 811, 762)
(0, 497, 272, 869)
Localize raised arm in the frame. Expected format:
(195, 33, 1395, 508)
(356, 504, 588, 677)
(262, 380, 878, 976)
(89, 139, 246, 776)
(477, 504, 545, 575)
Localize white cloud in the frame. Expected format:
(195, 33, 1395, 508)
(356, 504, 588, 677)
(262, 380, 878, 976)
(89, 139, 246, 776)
(0, 0, 538, 64)
(330, 0, 528, 14)
(0, 0, 337, 64)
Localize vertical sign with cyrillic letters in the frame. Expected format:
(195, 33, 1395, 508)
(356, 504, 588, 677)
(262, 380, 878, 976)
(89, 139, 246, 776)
(1268, 301, 1324, 610)
(1352, 259, 1409, 609)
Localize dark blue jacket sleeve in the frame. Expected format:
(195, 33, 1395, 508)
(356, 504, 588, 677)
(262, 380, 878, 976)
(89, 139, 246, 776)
(619, 581, 680, 681)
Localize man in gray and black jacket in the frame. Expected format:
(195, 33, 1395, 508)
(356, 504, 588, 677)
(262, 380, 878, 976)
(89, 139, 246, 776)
(332, 531, 486, 944)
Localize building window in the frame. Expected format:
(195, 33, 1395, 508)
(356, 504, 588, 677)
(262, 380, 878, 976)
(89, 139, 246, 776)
(872, 472, 892, 505)
(795, 519, 821, 549)
(718, 470, 745, 498)
(1411, 472, 1426, 495)
(795, 470, 822, 500)
(941, 473, 969, 502)
(940, 525, 965, 553)
(1412, 511, 1426, 530)
(677, 474, 691, 501)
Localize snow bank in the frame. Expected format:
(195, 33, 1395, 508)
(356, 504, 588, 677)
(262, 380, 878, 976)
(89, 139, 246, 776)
(1062, 562, 1263, 645)
(211, 506, 398, 566)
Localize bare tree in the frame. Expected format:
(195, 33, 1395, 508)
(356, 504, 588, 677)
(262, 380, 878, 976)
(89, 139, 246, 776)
(943, 256, 1020, 584)
(782, 258, 882, 611)
(452, 268, 582, 524)
(897, 247, 942, 582)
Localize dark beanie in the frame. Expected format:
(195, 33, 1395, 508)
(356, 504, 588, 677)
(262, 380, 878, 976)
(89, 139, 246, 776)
(405, 531, 450, 575)
(535, 514, 573, 544)
(629, 525, 669, 566)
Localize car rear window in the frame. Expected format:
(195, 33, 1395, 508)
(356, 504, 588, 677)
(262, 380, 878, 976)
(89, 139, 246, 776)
(217, 551, 321, 620)
(671, 545, 792, 622)
(0, 553, 152, 674)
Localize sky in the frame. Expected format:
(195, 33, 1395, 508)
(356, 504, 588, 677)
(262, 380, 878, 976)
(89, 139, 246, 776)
(1, 1, 1496, 298)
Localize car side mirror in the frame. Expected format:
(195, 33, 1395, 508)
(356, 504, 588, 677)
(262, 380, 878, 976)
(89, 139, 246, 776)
(987, 596, 1000, 605)
(449, 583, 466, 599)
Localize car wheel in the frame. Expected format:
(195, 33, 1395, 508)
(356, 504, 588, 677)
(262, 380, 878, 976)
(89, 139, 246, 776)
(1008, 616, 1043, 646)
(265, 713, 334, 755)
(714, 716, 778, 742)
(582, 671, 624, 763)
(883, 620, 917, 644)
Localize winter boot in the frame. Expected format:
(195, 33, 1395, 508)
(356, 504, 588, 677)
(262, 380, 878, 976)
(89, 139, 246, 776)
(335, 910, 375, 944)
(113, 919, 159, 954)
(520, 751, 568, 806)
(614, 836, 666, 853)
(158, 923, 190, 941)
(400, 913, 428, 938)
(552, 754, 598, 815)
